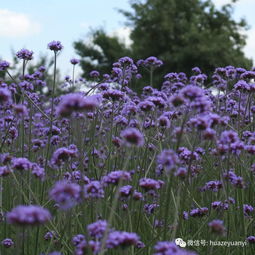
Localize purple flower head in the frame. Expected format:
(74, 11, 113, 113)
(234, 80, 250, 91)
(157, 149, 179, 173)
(89, 70, 100, 78)
(44, 231, 58, 241)
(208, 219, 226, 235)
(133, 190, 143, 201)
(70, 58, 80, 65)
(243, 204, 254, 216)
(143, 56, 163, 68)
(48, 41, 63, 52)
(106, 231, 140, 249)
(13, 104, 28, 117)
(200, 180, 223, 192)
(120, 127, 144, 147)
(31, 163, 45, 180)
(16, 49, 33, 60)
(144, 203, 159, 214)
(0, 88, 12, 105)
(183, 211, 189, 220)
(153, 241, 197, 255)
(102, 89, 124, 101)
(102, 170, 131, 186)
(88, 240, 100, 254)
(118, 56, 134, 67)
(240, 71, 255, 80)
(49, 181, 81, 210)
(56, 93, 100, 117)
(0, 60, 10, 71)
(0, 166, 12, 177)
(192, 67, 202, 74)
(180, 85, 204, 101)
(87, 220, 108, 239)
(119, 185, 133, 197)
(72, 234, 86, 247)
(50, 145, 78, 168)
(1, 238, 14, 248)
(175, 167, 187, 178)
(84, 181, 104, 199)
(190, 207, 208, 217)
(7, 205, 51, 225)
(138, 100, 155, 112)
(247, 236, 255, 243)
(158, 116, 170, 128)
(11, 157, 32, 171)
(139, 178, 164, 191)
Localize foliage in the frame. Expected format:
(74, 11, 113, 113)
(74, 0, 253, 90)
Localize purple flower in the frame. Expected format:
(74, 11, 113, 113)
(48, 41, 63, 51)
(133, 190, 143, 201)
(102, 89, 124, 101)
(0, 88, 12, 104)
(153, 241, 197, 255)
(157, 149, 179, 173)
(89, 70, 100, 78)
(143, 56, 163, 68)
(190, 207, 208, 217)
(144, 203, 159, 214)
(120, 128, 144, 147)
(102, 171, 131, 185)
(200, 180, 223, 192)
(138, 100, 155, 112)
(70, 58, 80, 65)
(44, 231, 58, 241)
(1, 238, 14, 248)
(0, 60, 10, 71)
(11, 157, 32, 171)
(118, 56, 134, 66)
(72, 234, 86, 246)
(49, 181, 81, 210)
(243, 204, 254, 216)
(56, 93, 100, 117)
(31, 163, 45, 180)
(180, 85, 204, 100)
(208, 219, 226, 235)
(13, 104, 28, 117)
(247, 236, 255, 243)
(16, 49, 33, 60)
(50, 145, 78, 168)
(106, 231, 140, 249)
(84, 181, 104, 199)
(7, 205, 51, 225)
(157, 116, 170, 128)
(87, 220, 108, 239)
(192, 67, 202, 74)
(119, 185, 133, 197)
(139, 178, 164, 191)
(0, 166, 12, 177)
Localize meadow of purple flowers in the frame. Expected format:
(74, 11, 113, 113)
(0, 41, 255, 254)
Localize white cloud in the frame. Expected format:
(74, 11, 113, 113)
(213, 0, 231, 7)
(80, 22, 91, 30)
(244, 28, 255, 63)
(213, 0, 254, 7)
(0, 9, 40, 38)
(110, 27, 132, 47)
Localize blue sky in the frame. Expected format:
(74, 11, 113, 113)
(1, 0, 255, 76)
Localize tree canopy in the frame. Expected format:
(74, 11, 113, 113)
(74, 0, 253, 89)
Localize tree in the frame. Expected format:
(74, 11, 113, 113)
(74, 29, 131, 77)
(74, 0, 253, 89)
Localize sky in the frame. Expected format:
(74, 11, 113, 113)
(1, 0, 255, 77)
